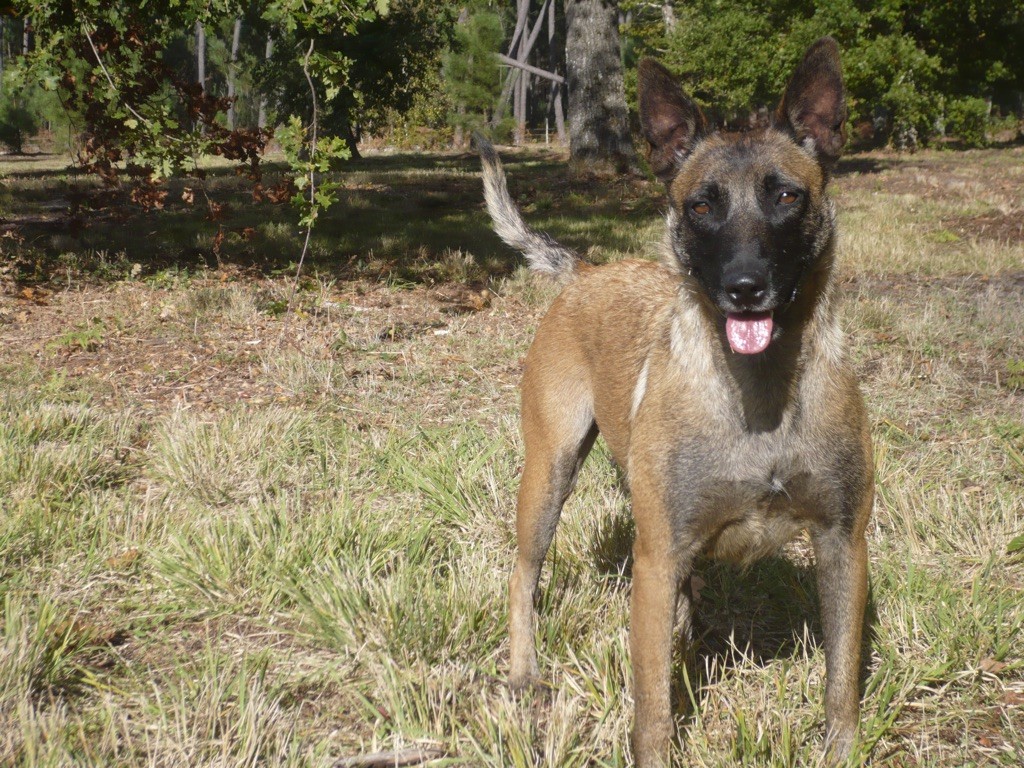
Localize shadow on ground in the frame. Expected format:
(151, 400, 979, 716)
(2, 148, 663, 287)
(586, 500, 878, 723)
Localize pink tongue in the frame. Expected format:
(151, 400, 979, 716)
(726, 312, 774, 354)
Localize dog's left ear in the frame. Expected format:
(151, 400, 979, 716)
(775, 37, 847, 169)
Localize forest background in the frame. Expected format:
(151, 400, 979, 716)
(2, 1, 1022, 178)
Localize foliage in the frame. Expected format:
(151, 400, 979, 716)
(377, 68, 456, 150)
(844, 32, 943, 150)
(442, 4, 505, 138)
(6, 0, 409, 234)
(263, 0, 458, 156)
(945, 97, 990, 148)
(0, 93, 39, 153)
(625, 0, 1024, 149)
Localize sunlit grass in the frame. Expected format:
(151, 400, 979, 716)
(0, 146, 1022, 765)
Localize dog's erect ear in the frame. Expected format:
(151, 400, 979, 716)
(775, 37, 847, 168)
(638, 58, 707, 183)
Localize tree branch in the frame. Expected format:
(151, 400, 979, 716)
(498, 53, 565, 84)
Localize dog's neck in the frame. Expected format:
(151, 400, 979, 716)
(688, 259, 840, 434)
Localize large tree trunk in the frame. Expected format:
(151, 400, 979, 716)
(564, 0, 636, 169)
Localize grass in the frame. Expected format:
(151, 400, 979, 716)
(0, 144, 1022, 766)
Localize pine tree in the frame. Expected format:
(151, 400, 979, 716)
(443, 4, 504, 146)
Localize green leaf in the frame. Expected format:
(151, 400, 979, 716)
(1008, 534, 1024, 555)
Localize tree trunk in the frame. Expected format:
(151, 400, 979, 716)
(515, 70, 529, 144)
(453, 7, 469, 149)
(662, 2, 676, 31)
(195, 21, 206, 91)
(226, 18, 242, 129)
(548, 0, 565, 143)
(564, 0, 636, 169)
(493, 0, 550, 128)
(258, 34, 274, 129)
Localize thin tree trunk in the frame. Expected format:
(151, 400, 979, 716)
(516, 70, 529, 144)
(195, 21, 206, 90)
(564, 0, 636, 169)
(494, 0, 530, 128)
(226, 18, 242, 129)
(22, 16, 30, 56)
(453, 7, 469, 149)
(258, 34, 274, 129)
(662, 3, 677, 31)
(492, 0, 550, 127)
(548, 0, 565, 143)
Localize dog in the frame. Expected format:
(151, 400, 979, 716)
(477, 38, 872, 766)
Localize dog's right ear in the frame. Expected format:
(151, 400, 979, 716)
(638, 59, 707, 183)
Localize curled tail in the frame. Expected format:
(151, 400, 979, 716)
(475, 134, 579, 278)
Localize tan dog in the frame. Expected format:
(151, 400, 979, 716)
(478, 38, 872, 766)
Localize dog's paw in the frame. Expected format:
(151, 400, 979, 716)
(507, 670, 541, 692)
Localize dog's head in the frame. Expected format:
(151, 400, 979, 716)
(639, 38, 847, 355)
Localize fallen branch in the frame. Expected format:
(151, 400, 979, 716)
(497, 53, 565, 84)
(332, 747, 446, 768)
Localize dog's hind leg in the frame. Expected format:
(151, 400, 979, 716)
(508, 386, 597, 688)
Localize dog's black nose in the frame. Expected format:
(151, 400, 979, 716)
(725, 272, 768, 307)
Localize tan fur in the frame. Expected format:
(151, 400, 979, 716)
(493, 40, 872, 767)
(509, 252, 872, 766)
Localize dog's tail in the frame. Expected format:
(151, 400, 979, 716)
(475, 134, 579, 279)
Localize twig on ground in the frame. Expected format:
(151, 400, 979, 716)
(332, 747, 446, 768)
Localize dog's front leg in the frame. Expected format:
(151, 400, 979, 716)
(630, 501, 682, 768)
(811, 522, 869, 759)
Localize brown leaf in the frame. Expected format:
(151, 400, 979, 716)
(19, 286, 50, 305)
(1000, 690, 1024, 706)
(52, 618, 129, 648)
(105, 548, 140, 570)
(979, 657, 1008, 674)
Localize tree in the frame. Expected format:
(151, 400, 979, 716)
(564, 0, 635, 168)
(443, 4, 504, 147)
(630, 0, 1024, 150)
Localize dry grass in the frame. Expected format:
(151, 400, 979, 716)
(0, 145, 1022, 766)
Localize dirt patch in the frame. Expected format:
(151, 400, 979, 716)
(835, 148, 1024, 206)
(943, 211, 1024, 244)
(0, 270, 507, 422)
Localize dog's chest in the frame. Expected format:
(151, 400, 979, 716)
(665, 428, 828, 563)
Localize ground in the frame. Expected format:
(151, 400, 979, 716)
(0, 144, 1022, 766)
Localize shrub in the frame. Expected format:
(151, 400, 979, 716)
(945, 97, 990, 148)
(0, 98, 39, 154)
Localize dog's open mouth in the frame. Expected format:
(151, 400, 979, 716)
(725, 312, 774, 354)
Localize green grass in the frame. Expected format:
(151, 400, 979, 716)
(0, 145, 1022, 765)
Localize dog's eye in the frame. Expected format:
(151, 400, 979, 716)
(777, 191, 800, 206)
(691, 202, 711, 216)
